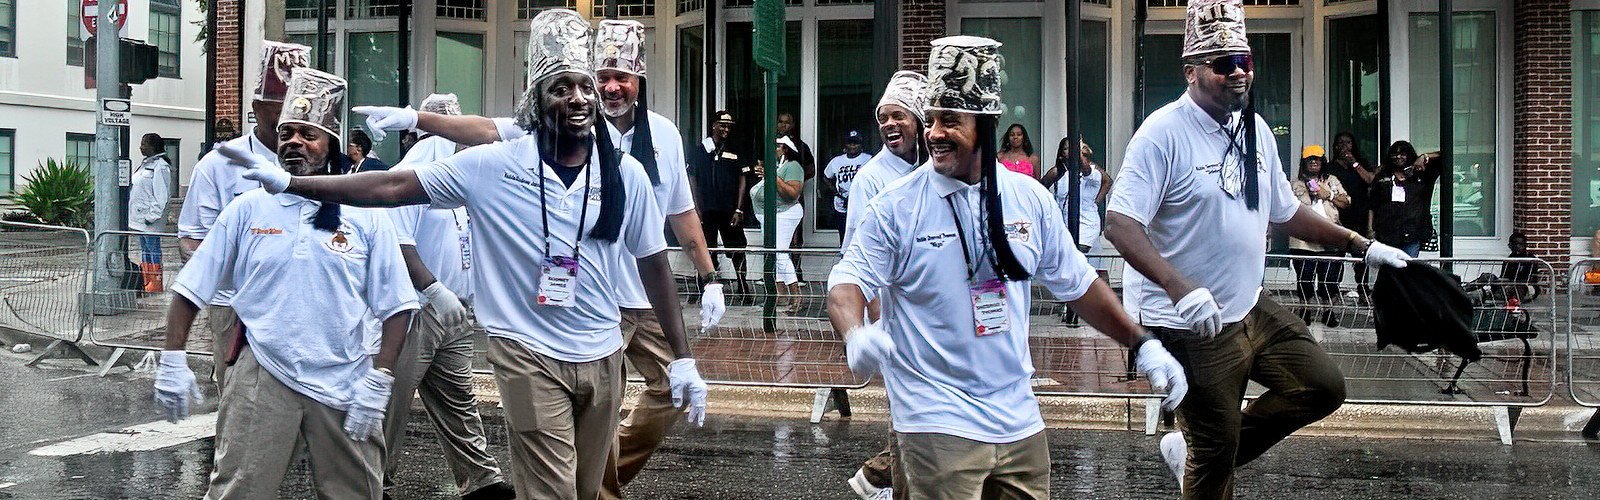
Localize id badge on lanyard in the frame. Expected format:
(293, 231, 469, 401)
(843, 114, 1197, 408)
(454, 211, 472, 270)
(1391, 183, 1406, 203)
(970, 278, 1010, 336)
(536, 256, 579, 307)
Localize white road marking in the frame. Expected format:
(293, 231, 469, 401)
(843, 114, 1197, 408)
(0, 482, 16, 489)
(46, 373, 98, 382)
(28, 414, 217, 457)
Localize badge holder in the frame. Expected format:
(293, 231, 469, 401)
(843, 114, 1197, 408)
(970, 278, 1009, 337)
(537, 256, 579, 307)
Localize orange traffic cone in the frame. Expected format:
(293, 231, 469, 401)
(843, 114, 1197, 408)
(141, 263, 164, 293)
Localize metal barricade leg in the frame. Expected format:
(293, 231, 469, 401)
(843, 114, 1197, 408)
(1492, 406, 1518, 446)
(25, 340, 98, 367)
(809, 388, 852, 424)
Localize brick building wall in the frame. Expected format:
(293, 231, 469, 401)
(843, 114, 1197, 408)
(899, 0, 946, 71)
(213, 0, 243, 136)
(1513, 1, 1573, 270)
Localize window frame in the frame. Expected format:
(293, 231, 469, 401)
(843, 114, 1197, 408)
(161, 138, 181, 195)
(150, 0, 182, 78)
(0, 0, 16, 58)
(0, 129, 14, 196)
(67, 0, 85, 66)
(65, 133, 97, 171)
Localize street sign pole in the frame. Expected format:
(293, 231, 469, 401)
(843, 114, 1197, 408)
(754, 0, 784, 332)
(92, 3, 129, 312)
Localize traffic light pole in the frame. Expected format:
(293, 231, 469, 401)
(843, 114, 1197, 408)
(92, 8, 129, 313)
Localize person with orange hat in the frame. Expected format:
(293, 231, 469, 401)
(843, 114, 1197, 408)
(1288, 144, 1351, 327)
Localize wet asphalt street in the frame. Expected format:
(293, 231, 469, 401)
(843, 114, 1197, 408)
(3, 352, 1600, 499)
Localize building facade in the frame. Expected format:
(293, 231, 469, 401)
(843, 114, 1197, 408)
(220, 0, 1591, 263)
(0, 0, 209, 201)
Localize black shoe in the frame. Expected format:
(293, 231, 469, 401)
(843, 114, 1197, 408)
(1323, 312, 1340, 328)
(463, 481, 516, 500)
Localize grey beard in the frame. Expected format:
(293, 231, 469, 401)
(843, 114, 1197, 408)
(601, 102, 634, 118)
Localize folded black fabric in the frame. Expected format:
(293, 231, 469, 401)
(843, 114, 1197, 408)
(1372, 262, 1482, 361)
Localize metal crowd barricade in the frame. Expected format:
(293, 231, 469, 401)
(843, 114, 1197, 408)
(1567, 258, 1600, 411)
(82, 230, 203, 374)
(0, 221, 92, 365)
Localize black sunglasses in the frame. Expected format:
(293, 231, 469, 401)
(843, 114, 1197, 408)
(1200, 54, 1254, 75)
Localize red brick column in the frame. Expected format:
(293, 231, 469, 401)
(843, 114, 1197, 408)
(1513, 1, 1573, 272)
(900, 0, 946, 71)
(213, 0, 243, 132)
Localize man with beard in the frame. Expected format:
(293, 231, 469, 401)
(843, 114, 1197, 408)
(155, 68, 418, 499)
(828, 36, 1187, 499)
(217, 11, 709, 498)
(175, 41, 308, 384)
(380, 92, 515, 500)
(1100, 2, 1410, 498)
(838, 69, 928, 499)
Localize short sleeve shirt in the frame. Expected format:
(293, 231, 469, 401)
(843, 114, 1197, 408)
(412, 136, 667, 363)
(828, 166, 1098, 443)
(1105, 93, 1300, 329)
(841, 147, 920, 248)
(388, 135, 474, 301)
(605, 111, 695, 309)
(687, 140, 750, 212)
(823, 152, 871, 213)
(176, 133, 273, 306)
(172, 191, 419, 409)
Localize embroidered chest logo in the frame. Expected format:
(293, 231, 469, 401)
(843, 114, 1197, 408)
(1004, 221, 1032, 243)
(250, 227, 283, 235)
(503, 171, 538, 188)
(915, 231, 957, 248)
(325, 230, 353, 253)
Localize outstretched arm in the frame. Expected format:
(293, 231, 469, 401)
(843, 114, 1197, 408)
(415, 113, 506, 146)
(285, 171, 431, 208)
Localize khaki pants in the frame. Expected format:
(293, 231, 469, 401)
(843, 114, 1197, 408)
(1150, 292, 1347, 500)
(488, 337, 624, 500)
(383, 305, 504, 494)
(205, 346, 384, 500)
(599, 308, 680, 499)
(205, 305, 236, 384)
(895, 431, 1050, 500)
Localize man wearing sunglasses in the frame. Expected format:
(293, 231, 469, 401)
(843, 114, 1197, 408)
(1101, 1, 1411, 499)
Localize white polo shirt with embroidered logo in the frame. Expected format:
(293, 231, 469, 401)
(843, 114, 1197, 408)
(177, 133, 273, 307)
(1106, 92, 1299, 329)
(388, 135, 474, 302)
(413, 135, 667, 363)
(829, 166, 1098, 444)
(841, 147, 921, 247)
(172, 190, 419, 410)
(603, 111, 696, 310)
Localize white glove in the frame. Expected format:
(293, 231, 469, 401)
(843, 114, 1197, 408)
(1135, 339, 1188, 412)
(343, 368, 394, 441)
(1174, 288, 1224, 339)
(352, 105, 418, 143)
(153, 350, 203, 423)
(844, 323, 895, 377)
(699, 283, 727, 331)
(667, 358, 709, 427)
(423, 281, 468, 328)
(215, 142, 290, 194)
(1363, 241, 1411, 269)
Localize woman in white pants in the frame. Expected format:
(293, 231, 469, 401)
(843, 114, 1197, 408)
(751, 137, 807, 312)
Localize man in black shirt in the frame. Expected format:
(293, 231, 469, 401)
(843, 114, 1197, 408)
(689, 110, 751, 294)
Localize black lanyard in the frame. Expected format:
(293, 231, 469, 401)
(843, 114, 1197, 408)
(537, 162, 592, 261)
(945, 193, 991, 281)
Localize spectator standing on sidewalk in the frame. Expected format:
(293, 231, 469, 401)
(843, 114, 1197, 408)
(1368, 140, 1442, 258)
(1326, 131, 1376, 299)
(688, 111, 754, 296)
(823, 130, 871, 230)
(130, 133, 173, 293)
(1288, 145, 1350, 327)
(997, 124, 1040, 179)
(1101, 2, 1411, 497)
(751, 137, 807, 313)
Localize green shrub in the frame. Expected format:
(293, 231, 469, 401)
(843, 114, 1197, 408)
(15, 159, 94, 229)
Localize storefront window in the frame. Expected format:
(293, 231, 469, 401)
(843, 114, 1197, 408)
(723, 21, 801, 162)
(1574, 11, 1600, 237)
(813, 19, 874, 231)
(436, 32, 486, 115)
(284, 33, 322, 69)
(1328, 14, 1383, 166)
(1075, 20, 1109, 170)
(677, 25, 705, 154)
(961, 18, 1043, 162)
(1409, 12, 1497, 237)
(347, 32, 401, 162)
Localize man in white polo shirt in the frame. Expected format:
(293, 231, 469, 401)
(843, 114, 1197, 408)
(217, 11, 709, 498)
(1101, 2, 1410, 498)
(828, 36, 1187, 499)
(839, 69, 928, 499)
(156, 68, 418, 499)
(380, 93, 515, 500)
(176, 41, 308, 384)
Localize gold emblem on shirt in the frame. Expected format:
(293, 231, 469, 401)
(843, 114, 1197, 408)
(325, 230, 353, 253)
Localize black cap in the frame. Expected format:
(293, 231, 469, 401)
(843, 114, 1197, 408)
(714, 110, 736, 124)
(845, 130, 862, 143)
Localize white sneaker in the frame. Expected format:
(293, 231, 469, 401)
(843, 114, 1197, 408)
(1160, 432, 1187, 491)
(848, 468, 882, 499)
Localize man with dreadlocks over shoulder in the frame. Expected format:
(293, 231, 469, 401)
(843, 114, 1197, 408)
(214, 10, 709, 498)
(1100, 1, 1410, 498)
(826, 36, 1188, 500)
